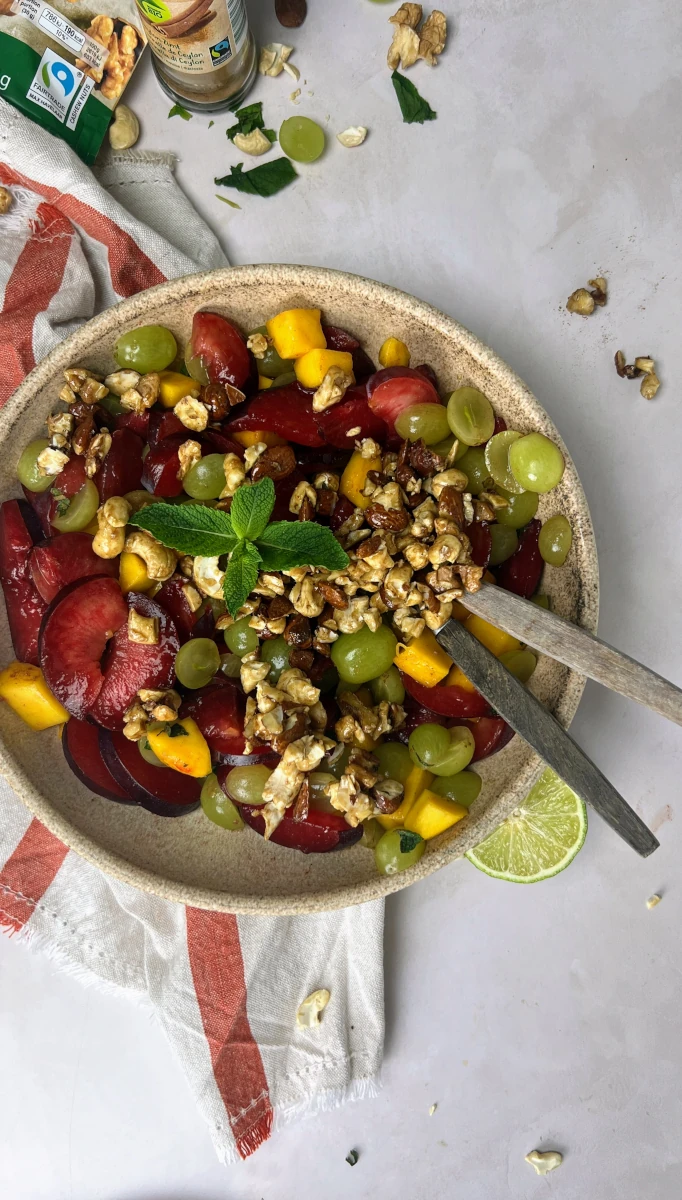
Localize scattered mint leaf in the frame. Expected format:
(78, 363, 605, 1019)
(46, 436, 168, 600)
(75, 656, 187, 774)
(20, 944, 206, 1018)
(214, 158, 297, 198)
(263, 129, 277, 143)
(50, 488, 70, 517)
(229, 477, 275, 542)
(226, 101, 276, 143)
(391, 70, 437, 124)
(167, 723, 189, 738)
(398, 830, 423, 854)
(255, 522, 349, 573)
(216, 194, 241, 209)
(208, 120, 215, 129)
(129, 503, 238, 558)
(346, 1150, 359, 1167)
(168, 104, 192, 121)
(224, 540, 261, 617)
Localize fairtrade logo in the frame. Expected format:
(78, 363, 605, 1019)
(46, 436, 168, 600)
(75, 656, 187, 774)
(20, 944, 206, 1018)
(41, 60, 76, 95)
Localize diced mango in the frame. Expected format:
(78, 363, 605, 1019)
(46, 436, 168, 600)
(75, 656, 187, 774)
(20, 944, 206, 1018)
(294, 349, 354, 390)
(376, 765, 433, 830)
(266, 308, 326, 360)
(404, 789, 467, 839)
(0, 662, 69, 731)
(464, 614, 520, 657)
(446, 664, 477, 693)
(231, 429, 287, 448)
(340, 449, 382, 510)
(394, 629, 452, 687)
(84, 516, 99, 535)
(450, 600, 470, 622)
(120, 550, 153, 595)
(146, 717, 211, 778)
(379, 337, 411, 368)
(258, 375, 273, 390)
(158, 370, 201, 409)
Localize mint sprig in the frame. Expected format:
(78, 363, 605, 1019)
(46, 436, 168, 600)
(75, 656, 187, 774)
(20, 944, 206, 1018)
(226, 101, 276, 145)
(214, 159, 297, 198)
(391, 70, 437, 124)
(128, 477, 349, 618)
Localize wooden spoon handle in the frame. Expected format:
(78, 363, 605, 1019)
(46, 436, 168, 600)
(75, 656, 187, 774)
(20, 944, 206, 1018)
(458, 583, 682, 727)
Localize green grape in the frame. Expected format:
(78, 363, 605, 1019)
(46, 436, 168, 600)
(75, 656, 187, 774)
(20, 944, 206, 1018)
(499, 648, 537, 683)
(183, 453, 225, 500)
(271, 370, 297, 388)
(51, 480, 99, 533)
(446, 387, 495, 446)
(532, 593, 551, 611)
(394, 403, 450, 445)
(308, 772, 337, 813)
(261, 635, 290, 682)
(224, 764, 272, 805)
(428, 726, 476, 777)
(124, 490, 167, 513)
(224, 616, 258, 657)
(174, 638, 221, 688)
(279, 116, 325, 162)
(138, 736, 164, 768)
(361, 819, 384, 849)
(331, 624, 397, 684)
(98, 393, 124, 417)
(430, 434, 468, 461)
(327, 744, 351, 779)
(17, 439, 54, 492)
(248, 325, 293, 379)
(201, 773, 244, 830)
(538, 514, 573, 565)
(114, 325, 177, 373)
(488, 523, 518, 566)
(184, 345, 210, 384)
(374, 742, 413, 787)
(369, 665, 405, 705)
(494, 487, 539, 529)
(374, 829, 425, 876)
(457, 446, 493, 495)
(408, 722, 451, 769)
(484, 431, 524, 494)
(220, 652, 242, 678)
(430, 770, 482, 808)
(508, 433, 565, 493)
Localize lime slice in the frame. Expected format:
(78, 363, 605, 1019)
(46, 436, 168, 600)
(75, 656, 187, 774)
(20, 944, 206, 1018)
(466, 769, 587, 883)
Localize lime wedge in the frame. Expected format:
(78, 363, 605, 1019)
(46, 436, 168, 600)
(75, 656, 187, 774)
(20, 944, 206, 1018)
(465, 768, 587, 883)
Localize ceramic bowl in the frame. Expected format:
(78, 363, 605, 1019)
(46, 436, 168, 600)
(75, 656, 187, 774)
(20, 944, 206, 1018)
(0, 266, 598, 914)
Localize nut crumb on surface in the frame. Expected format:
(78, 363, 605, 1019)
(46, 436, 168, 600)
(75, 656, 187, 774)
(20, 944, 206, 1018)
(259, 42, 295, 77)
(128, 609, 159, 645)
(337, 126, 368, 148)
(0, 186, 13, 214)
(429, 1103, 437, 1116)
(296, 987, 331, 1027)
(646, 893, 662, 909)
(525, 1150, 563, 1175)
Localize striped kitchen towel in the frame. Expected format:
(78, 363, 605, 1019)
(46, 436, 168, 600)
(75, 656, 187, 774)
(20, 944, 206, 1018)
(0, 99, 384, 1162)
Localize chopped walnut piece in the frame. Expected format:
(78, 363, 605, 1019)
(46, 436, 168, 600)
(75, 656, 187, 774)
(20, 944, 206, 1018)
(312, 365, 354, 413)
(36, 447, 69, 477)
(240, 651, 270, 693)
(430, 468, 468, 499)
(128, 609, 159, 645)
(0, 186, 13, 214)
(387, 21, 420, 68)
(418, 9, 447, 65)
(220, 453, 246, 498)
(371, 777, 404, 813)
(105, 369, 140, 396)
(588, 276, 607, 305)
(393, 607, 426, 642)
(326, 774, 374, 826)
(390, 3, 422, 26)
(346, 747, 380, 789)
(640, 370, 661, 400)
(247, 332, 269, 358)
(566, 288, 595, 316)
(181, 583, 203, 613)
(292, 777, 310, 823)
(177, 439, 202, 481)
(290, 576, 325, 618)
(175, 395, 209, 432)
(85, 430, 112, 478)
(47, 412, 74, 445)
(458, 563, 484, 592)
(289, 480, 317, 515)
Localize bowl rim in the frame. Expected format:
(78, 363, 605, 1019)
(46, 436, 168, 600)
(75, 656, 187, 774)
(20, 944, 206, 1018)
(0, 264, 599, 914)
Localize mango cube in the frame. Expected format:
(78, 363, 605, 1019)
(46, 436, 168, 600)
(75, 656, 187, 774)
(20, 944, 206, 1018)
(294, 349, 354, 390)
(266, 308, 326, 360)
(0, 662, 69, 731)
(379, 337, 410, 368)
(464, 614, 520, 657)
(158, 371, 200, 409)
(377, 765, 433, 830)
(404, 789, 468, 839)
(340, 449, 382, 510)
(446, 664, 477, 693)
(394, 629, 452, 687)
(231, 429, 287, 448)
(146, 717, 211, 778)
(120, 550, 153, 595)
(258, 375, 273, 390)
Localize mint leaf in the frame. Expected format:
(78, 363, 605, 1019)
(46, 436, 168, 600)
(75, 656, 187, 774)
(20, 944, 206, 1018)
(129, 503, 238, 558)
(226, 101, 275, 143)
(50, 488, 70, 517)
(224, 541, 261, 617)
(391, 70, 437, 124)
(229, 477, 275, 542)
(398, 830, 423, 854)
(214, 159, 297, 198)
(168, 104, 192, 121)
(255, 522, 349, 572)
(167, 723, 189, 738)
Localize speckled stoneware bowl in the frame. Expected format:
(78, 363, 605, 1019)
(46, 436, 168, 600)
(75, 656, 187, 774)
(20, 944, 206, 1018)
(0, 266, 598, 914)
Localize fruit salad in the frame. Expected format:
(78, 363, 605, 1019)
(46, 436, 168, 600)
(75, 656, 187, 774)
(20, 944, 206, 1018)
(0, 306, 572, 877)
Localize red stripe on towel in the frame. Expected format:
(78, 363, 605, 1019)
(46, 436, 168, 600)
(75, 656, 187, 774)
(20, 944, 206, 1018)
(0, 819, 69, 932)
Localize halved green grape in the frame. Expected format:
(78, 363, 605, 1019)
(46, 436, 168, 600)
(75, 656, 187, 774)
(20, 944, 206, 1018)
(431, 770, 482, 808)
(99, 394, 124, 417)
(484, 430, 524, 494)
(308, 772, 338, 813)
(201, 773, 244, 830)
(498, 648, 537, 683)
(51, 480, 99, 533)
(374, 742, 413, 786)
(261, 635, 290, 682)
(374, 828, 426, 876)
(248, 325, 293, 379)
(184, 345, 210, 384)
(331, 624, 398, 684)
(457, 446, 493, 495)
(361, 819, 384, 850)
(139, 736, 164, 768)
(225, 764, 272, 806)
(494, 487, 539, 529)
(532, 593, 551, 611)
(429, 725, 476, 777)
(446, 387, 495, 446)
(327, 745, 351, 779)
(538, 514, 572, 565)
(369, 665, 405, 705)
(394, 403, 450, 445)
(115, 325, 177, 373)
(488, 523, 518, 566)
(220, 652, 242, 678)
(279, 115, 325, 162)
(408, 722, 451, 770)
(183, 453, 226, 500)
(430, 434, 468, 462)
(224, 617, 258, 658)
(271, 370, 297, 388)
(509, 433, 565, 493)
(17, 439, 54, 492)
(175, 638, 221, 689)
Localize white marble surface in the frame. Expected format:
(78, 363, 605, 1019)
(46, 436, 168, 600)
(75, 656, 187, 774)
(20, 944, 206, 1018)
(3, 0, 682, 1195)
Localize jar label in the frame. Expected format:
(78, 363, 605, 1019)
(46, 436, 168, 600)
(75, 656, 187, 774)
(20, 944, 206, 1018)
(134, 0, 247, 74)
